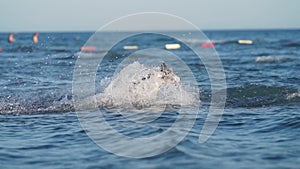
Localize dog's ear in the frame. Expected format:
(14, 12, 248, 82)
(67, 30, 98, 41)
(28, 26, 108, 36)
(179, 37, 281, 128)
(160, 63, 167, 72)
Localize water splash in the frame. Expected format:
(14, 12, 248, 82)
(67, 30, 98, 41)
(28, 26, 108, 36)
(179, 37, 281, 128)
(80, 61, 199, 110)
(286, 90, 300, 100)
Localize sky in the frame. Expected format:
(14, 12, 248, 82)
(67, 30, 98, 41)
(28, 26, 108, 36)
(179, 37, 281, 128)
(0, 0, 299, 32)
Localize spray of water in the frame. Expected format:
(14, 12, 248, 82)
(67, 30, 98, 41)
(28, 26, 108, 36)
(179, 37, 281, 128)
(79, 61, 199, 111)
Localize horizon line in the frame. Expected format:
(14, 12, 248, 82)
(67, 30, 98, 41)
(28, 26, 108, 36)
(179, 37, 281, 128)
(0, 28, 299, 33)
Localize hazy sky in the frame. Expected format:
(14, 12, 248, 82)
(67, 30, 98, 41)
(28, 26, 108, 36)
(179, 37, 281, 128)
(0, 0, 299, 32)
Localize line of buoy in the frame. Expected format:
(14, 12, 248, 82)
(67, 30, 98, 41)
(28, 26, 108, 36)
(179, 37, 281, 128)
(78, 39, 255, 53)
(165, 44, 181, 50)
(123, 45, 139, 50)
(6, 33, 39, 43)
(238, 40, 253, 45)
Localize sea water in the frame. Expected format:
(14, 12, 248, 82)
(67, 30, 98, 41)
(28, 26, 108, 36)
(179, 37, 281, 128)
(0, 30, 299, 168)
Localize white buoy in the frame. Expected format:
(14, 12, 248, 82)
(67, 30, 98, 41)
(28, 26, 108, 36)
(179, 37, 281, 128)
(238, 40, 253, 45)
(123, 45, 139, 50)
(165, 44, 181, 50)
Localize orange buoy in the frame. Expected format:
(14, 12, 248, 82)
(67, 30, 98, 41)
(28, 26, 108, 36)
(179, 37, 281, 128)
(80, 46, 97, 51)
(0, 47, 2, 52)
(201, 43, 215, 48)
(8, 33, 16, 43)
(32, 32, 39, 43)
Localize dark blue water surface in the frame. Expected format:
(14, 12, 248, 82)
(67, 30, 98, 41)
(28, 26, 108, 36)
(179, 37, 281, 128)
(0, 30, 300, 168)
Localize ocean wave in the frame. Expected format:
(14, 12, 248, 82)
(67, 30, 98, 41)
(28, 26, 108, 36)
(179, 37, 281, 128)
(1, 61, 199, 115)
(3, 46, 35, 53)
(0, 91, 73, 115)
(286, 90, 300, 100)
(283, 42, 300, 47)
(226, 84, 299, 108)
(1, 83, 299, 114)
(255, 56, 291, 64)
(0, 102, 73, 115)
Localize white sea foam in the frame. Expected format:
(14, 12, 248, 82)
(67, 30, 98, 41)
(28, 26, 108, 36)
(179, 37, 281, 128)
(81, 61, 199, 110)
(286, 91, 300, 100)
(255, 56, 286, 63)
